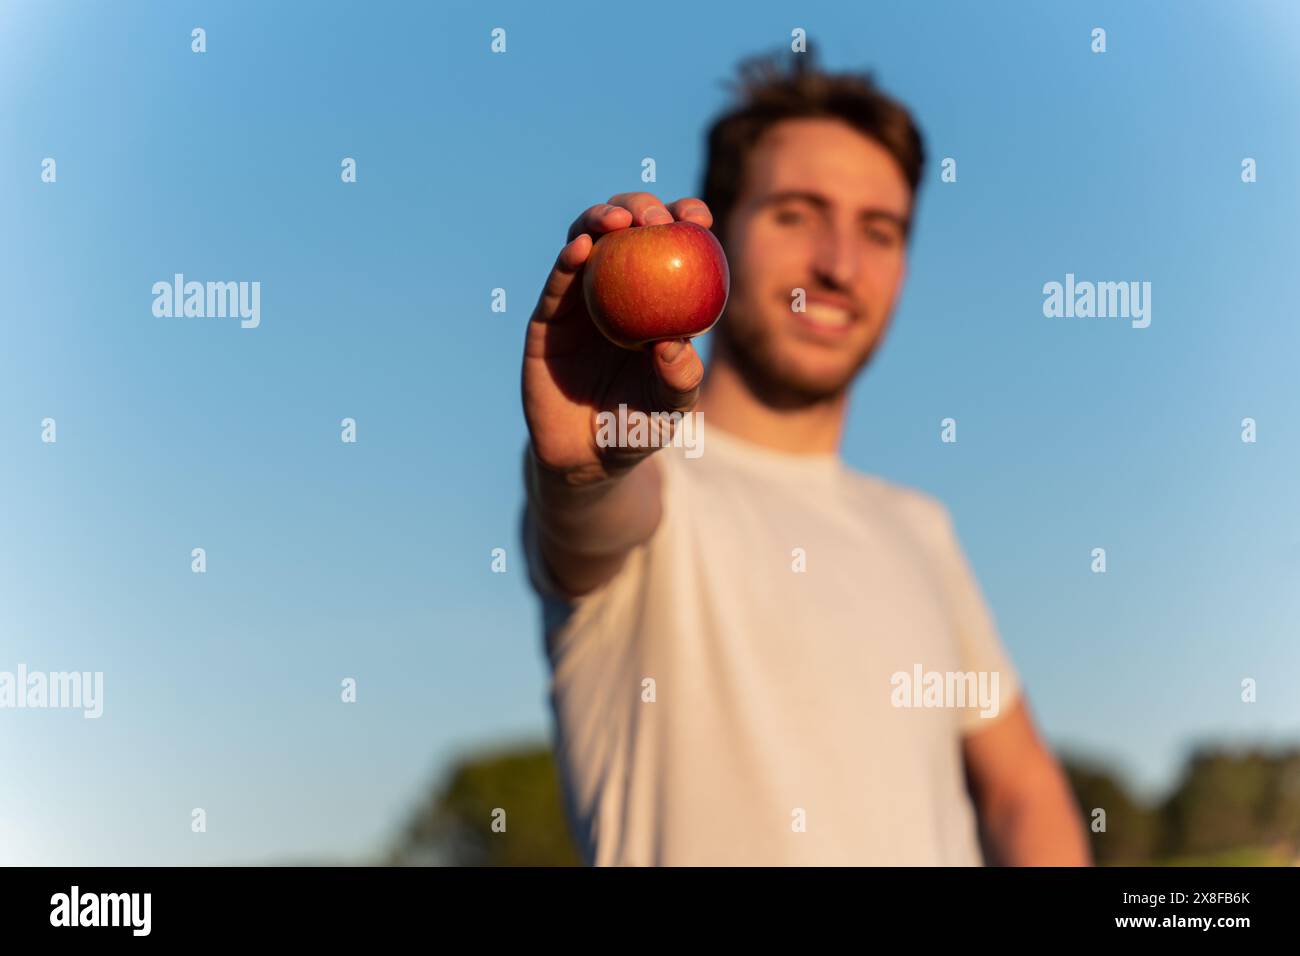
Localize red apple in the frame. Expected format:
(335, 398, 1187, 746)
(582, 220, 730, 349)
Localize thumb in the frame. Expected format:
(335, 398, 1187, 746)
(648, 338, 703, 415)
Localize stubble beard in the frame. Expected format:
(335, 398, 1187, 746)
(713, 302, 873, 410)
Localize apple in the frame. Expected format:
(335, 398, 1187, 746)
(582, 220, 730, 349)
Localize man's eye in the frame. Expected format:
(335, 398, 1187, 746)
(774, 209, 806, 225)
(866, 227, 899, 247)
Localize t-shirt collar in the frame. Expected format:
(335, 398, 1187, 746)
(692, 421, 844, 482)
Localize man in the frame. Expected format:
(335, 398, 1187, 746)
(519, 48, 1090, 866)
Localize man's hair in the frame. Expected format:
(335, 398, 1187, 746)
(700, 44, 926, 246)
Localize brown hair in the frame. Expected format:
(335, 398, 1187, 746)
(700, 43, 926, 246)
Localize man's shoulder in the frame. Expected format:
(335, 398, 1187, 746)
(840, 468, 955, 540)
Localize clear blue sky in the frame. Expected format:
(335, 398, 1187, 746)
(2, 0, 1297, 864)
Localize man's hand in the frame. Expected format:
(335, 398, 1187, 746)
(521, 193, 716, 597)
(523, 192, 711, 487)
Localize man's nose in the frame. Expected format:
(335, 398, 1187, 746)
(812, 225, 860, 288)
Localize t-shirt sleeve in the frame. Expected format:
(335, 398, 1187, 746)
(518, 451, 665, 657)
(520, 500, 624, 646)
(520, 502, 579, 636)
(926, 499, 1023, 733)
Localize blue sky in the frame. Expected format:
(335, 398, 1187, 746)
(1, 0, 1297, 864)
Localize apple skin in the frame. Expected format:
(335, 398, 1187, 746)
(582, 220, 730, 349)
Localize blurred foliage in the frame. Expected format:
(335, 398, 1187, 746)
(1158, 748, 1300, 859)
(388, 743, 581, 866)
(390, 742, 1300, 866)
(1063, 758, 1160, 864)
(1068, 746, 1300, 866)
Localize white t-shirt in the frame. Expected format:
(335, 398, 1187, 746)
(523, 424, 1021, 866)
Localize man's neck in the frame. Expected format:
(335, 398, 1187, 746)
(695, 347, 849, 456)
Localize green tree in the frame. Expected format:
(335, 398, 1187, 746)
(390, 742, 1300, 866)
(1159, 747, 1300, 859)
(390, 742, 581, 866)
(1061, 756, 1160, 864)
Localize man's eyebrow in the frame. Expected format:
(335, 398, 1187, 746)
(759, 190, 909, 229)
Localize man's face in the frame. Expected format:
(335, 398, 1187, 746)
(719, 118, 913, 403)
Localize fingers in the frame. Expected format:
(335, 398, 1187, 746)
(533, 233, 592, 323)
(647, 338, 704, 415)
(544, 196, 715, 324)
(665, 198, 713, 228)
(566, 203, 633, 243)
(567, 196, 713, 244)
(607, 192, 674, 226)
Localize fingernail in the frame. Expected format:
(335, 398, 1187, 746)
(660, 338, 686, 362)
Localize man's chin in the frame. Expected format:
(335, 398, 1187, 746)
(742, 349, 861, 406)
(776, 366, 858, 403)
(720, 319, 875, 407)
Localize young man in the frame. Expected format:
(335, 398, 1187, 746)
(519, 49, 1090, 866)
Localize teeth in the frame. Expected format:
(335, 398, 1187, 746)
(804, 303, 851, 327)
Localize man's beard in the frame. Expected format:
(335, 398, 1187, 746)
(715, 304, 875, 410)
